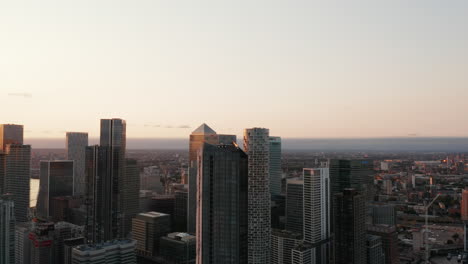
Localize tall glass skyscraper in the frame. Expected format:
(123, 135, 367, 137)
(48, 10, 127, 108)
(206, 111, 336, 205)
(269, 137, 282, 196)
(196, 143, 248, 264)
(244, 128, 271, 264)
(303, 168, 331, 264)
(85, 119, 126, 243)
(66, 132, 88, 196)
(285, 178, 304, 235)
(187, 123, 235, 234)
(37, 161, 74, 218)
(0, 124, 23, 151)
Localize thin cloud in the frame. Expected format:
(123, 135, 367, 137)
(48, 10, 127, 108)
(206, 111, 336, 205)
(8, 93, 32, 98)
(177, 125, 190, 129)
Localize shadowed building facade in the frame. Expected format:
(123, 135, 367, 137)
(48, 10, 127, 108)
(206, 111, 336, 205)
(196, 143, 248, 264)
(66, 132, 88, 196)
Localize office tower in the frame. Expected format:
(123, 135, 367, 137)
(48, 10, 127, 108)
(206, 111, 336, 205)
(71, 239, 137, 264)
(149, 195, 175, 220)
(291, 244, 313, 264)
(174, 190, 188, 232)
(462, 188, 468, 251)
(367, 225, 399, 264)
(334, 189, 366, 264)
(123, 159, 140, 237)
(85, 118, 126, 243)
(66, 132, 88, 196)
(367, 235, 385, 264)
(285, 178, 304, 235)
(271, 229, 302, 264)
(303, 168, 331, 264)
(132, 212, 171, 257)
(0, 195, 15, 264)
(0, 154, 5, 194)
(0, 124, 23, 151)
(50, 196, 82, 222)
(160, 232, 196, 264)
(244, 127, 271, 264)
(187, 123, 236, 233)
(370, 204, 397, 226)
(52, 222, 84, 264)
(330, 159, 374, 199)
(3, 144, 31, 222)
(100, 118, 127, 237)
(269, 137, 282, 196)
(196, 143, 248, 264)
(15, 223, 31, 264)
(63, 237, 85, 264)
(37, 161, 74, 218)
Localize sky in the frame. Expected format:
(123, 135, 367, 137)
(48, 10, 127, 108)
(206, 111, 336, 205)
(1, 0, 467, 139)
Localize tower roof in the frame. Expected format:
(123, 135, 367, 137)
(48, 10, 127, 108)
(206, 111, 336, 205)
(191, 123, 216, 135)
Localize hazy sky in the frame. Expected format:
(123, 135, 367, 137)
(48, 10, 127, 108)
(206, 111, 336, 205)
(1, 0, 467, 139)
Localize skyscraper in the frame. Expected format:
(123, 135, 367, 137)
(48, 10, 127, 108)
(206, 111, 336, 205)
(37, 161, 74, 218)
(330, 159, 374, 199)
(367, 235, 385, 264)
(174, 190, 188, 232)
(187, 123, 235, 233)
(285, 178, 304, 235)
(132, 212, 171, 257)
(269, 137, 282, 196)
(244, 128, 271, 264)
(0, 195, 15, 264)
(160, 233, 196, 264)
(66, 132, 88, 196)
(0, 124, 23, 151)
(3, 144, 31, 222)
(334, 189, 366, 264)
(196, 143, 248, 264)
(123, 159, 140, 237)
(370, 204, 397, 226)
(303, 168, 331, 264)
(85, 119, 126, 243)
(462, 188, 468, 251)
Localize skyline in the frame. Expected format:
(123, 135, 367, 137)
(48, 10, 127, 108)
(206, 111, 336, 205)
(2, 0, 468, 138)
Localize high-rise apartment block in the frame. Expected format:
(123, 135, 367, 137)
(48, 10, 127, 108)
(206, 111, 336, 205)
(196, 143, 248, 264)
(37, 161, 74, 218)
(66, 132, 88, 196)
(187, 124, 235, 234)
(132, 212, 171, 257)
(244, 127, 271, 264)
(285, 178, 304, 235)
(334, 189, 366, 264)
(269, 137, 282, 196)
(0, 195, 15, 264)
(303, 168, 331, 264)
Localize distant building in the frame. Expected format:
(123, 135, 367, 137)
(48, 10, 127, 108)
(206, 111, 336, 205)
(3, 144, 31, 222)
(269, 137, 282, 196)
(66, 132, 88, 196)
(383, 180, 392, 195)
(462, 188, 468, 251)
(303, 168, 331, 264)
(71, 239, 136, 264)
(187, 123, 236, 233)
(367, 224, 399, 264)
(132, 212, 171, 257)
(15, 223, 31, 264)
(160, 232, 196, 264)
(370, 204, 397, 226)
(334, 189, 366, 264)
(37, 161, 74, 218)
(0, 124, 23, 151)
(285, 178, 304, 235)
(244, 128, 271, 264)
(0, 195, 15, 264)
(367, 235, 385, 264)
(271, 229, 302, 264)
(196, 143, 248, 264)
(174, 191, 188, 232)
(123, 159, 140, 237)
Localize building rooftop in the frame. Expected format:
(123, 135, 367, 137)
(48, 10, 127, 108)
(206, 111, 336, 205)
(191, 123, 216, 135)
